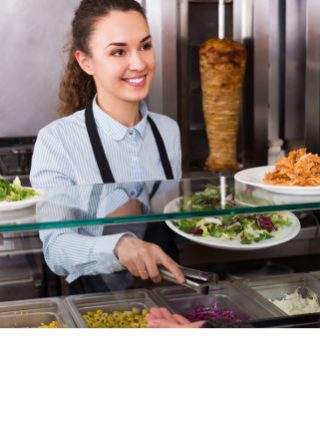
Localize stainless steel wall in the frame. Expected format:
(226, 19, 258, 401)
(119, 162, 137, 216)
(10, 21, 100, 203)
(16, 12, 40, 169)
(145, 0, 178, 119)
(0, 0, 81, 138)
(245, 0, 320, 162)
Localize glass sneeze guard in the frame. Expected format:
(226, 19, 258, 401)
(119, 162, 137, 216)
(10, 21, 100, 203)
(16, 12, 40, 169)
(1, 176, 320, 233)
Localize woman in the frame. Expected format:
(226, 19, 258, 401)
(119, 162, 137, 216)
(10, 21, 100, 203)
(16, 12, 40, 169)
(30, 0, 184, 289)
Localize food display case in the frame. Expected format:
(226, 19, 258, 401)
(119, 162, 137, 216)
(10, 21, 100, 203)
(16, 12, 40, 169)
(0, 175, 320, 327)
(152, 283, 281, 321)
(65, 290, 159, 328)
(239, 273, 320, 316)
(0, 297, 75, 328)
(309, 271, 320, 281)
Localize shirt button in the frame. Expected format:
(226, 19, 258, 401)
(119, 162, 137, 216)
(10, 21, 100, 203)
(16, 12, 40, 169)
(130, 191, 136, 197)
(129, 130, 134, 136)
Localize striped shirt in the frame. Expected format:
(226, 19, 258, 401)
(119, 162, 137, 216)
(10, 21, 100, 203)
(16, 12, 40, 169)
(30, 98, 182, 282)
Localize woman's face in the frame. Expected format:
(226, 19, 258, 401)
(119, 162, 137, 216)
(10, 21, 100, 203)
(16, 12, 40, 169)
(76, 10, 156, 107)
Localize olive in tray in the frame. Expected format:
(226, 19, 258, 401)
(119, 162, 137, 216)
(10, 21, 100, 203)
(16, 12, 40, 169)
(65, 290, 158, 328)
(82, 308, 148, 328)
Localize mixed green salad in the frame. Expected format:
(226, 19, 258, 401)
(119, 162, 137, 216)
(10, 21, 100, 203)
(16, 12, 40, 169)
(0, 176, 39, 202)
(180, 184, 234, 212)
(174, 213, 292, 245)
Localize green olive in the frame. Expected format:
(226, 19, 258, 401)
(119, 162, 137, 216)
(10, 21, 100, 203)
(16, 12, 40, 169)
(82, 308, 149, 328)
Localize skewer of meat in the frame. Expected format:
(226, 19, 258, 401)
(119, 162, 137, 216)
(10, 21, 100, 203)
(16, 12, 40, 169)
(199, 1, 246, 170)
(200, 38, 246, 170)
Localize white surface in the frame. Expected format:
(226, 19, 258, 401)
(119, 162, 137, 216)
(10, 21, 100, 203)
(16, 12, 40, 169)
(234, 166, 320, 195)
(164, 196, 301, 250)
(0, 206, 37, 224)
(0, 190, 44, 212)
(235, 187, 320, 207)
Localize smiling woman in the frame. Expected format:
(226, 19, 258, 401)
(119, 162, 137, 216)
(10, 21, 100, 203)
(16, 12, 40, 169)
(73, 8, 156, 125)
(58, 0, 154, 119)
(30, 0, 184, 292)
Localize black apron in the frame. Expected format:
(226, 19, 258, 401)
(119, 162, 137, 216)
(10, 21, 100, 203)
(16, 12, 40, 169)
(69, 100, 179, 294)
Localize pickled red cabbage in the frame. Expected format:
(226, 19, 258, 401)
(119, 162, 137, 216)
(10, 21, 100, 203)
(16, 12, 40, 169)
(185, 304, 249, 322)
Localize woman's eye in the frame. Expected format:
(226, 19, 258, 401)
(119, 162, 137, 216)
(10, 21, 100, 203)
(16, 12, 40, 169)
(111, 49, 125, 57)
(141, 42, 152, 51)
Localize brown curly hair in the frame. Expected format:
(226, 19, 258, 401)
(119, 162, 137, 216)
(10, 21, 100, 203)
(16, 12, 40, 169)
(58, 0, 146, 117)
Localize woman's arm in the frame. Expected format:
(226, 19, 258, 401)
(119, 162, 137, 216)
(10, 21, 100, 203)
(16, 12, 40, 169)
(40, 229, 128, 282)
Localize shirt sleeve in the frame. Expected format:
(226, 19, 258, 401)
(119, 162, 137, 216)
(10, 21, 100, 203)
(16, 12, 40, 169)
(40, 229, 133, 283)
(30, 125, 138, 283)
(30, 124, 76, 187)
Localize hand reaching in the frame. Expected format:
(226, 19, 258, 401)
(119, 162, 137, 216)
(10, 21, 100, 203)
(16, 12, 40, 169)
(146, 307, 204, 328)
(114, 236, 185, 284)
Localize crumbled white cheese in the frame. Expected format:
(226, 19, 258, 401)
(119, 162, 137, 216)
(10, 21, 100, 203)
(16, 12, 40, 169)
(270, 289, 320, 315)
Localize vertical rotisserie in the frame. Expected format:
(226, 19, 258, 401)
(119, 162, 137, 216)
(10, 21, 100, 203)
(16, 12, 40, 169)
(200, 38, 246, 170)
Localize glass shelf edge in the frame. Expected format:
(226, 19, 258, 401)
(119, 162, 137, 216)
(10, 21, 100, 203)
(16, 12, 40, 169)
(1, 203, 320, 234)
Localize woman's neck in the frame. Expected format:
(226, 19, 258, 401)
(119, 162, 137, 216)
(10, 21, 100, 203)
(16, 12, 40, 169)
(96, 95, 141, 128)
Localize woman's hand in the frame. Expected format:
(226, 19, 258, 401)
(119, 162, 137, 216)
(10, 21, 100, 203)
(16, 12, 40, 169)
(146, 307, 204, 328)
(108, 199, 142, 217)
(114, 236, 185, 284)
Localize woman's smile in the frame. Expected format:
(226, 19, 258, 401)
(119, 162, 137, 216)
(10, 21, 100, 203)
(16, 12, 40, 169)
(122, 75, 147, 87)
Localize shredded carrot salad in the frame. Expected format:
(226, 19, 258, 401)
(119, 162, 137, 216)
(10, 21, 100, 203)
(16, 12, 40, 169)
(264, 148, 320, 186)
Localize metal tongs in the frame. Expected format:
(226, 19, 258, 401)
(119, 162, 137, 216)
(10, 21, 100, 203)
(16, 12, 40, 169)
(159, 266, 218, 295)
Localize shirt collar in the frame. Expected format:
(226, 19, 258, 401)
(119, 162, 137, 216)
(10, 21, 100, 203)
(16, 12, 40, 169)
(92, 96, 148, 141)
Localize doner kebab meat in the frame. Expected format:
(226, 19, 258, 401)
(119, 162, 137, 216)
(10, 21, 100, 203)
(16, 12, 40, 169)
(200, 38, 246, 169)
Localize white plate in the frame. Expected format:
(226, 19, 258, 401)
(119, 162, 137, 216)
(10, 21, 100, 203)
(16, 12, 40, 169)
(234, 166, 320, 195)
(0, 206, 36, 225)
(164, 198, 301, 250)
(0, 190, 44, 212)
(235, 187, 320, 207)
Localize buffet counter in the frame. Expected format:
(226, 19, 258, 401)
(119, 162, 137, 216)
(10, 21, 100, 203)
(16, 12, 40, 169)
(1, 174, 320, 327)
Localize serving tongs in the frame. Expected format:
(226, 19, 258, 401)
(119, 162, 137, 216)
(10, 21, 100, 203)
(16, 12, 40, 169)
(159, 266, 218, 295)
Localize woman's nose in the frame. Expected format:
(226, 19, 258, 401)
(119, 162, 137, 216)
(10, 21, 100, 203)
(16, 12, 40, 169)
(128, 52, 146, 71)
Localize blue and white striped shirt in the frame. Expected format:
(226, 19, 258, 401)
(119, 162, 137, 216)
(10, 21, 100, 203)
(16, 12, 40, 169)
(30, 98, 182, 282)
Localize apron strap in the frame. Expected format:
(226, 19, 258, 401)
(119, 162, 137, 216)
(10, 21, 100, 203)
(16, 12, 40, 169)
(149, 181, 161, 200)
(85, 100, 115, 183)
(147, 116, 174, 180)
(85, 99, 174, 183)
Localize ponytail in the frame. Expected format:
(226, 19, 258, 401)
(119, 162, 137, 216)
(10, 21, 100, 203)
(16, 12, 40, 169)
(58, 47, 96, 117)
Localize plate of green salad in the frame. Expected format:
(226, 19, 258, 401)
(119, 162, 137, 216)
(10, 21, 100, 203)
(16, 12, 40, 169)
(0, 176, 43, 212)
(164, 185, 300, 249)
(165, 210, 300, 250)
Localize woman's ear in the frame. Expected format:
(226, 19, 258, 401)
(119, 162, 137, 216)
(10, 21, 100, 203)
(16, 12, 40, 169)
(75, 50, 94, 75)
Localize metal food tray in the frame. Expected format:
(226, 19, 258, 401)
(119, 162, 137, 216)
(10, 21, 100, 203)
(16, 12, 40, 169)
(152, 284, 199, 301)
(65, 289, 159, 328)
(152, 282, 280, 321)
(0, 297, 75, 328)
(152, 280, 234, 303)
(240, 273, 320, 316)
(309, 271, 320, 281)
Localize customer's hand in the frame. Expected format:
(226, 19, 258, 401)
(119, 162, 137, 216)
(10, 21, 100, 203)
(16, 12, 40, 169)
(114, 236, 185, 284)
(147, 307, 204, 328)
